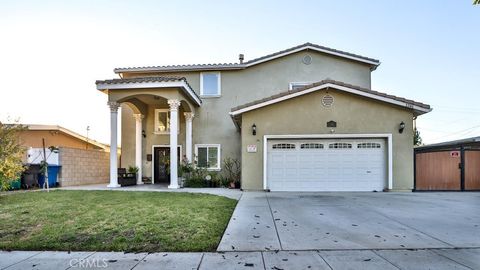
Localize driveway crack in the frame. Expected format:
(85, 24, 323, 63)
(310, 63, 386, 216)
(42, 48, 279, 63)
(368, 207, 456, 248)
(431, 249, 475, 270)
(371, 250, 402, 269)
(265, 192, 284, 251)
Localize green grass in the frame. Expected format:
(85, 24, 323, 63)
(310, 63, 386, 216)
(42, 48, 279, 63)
(0, 190, 237, 252)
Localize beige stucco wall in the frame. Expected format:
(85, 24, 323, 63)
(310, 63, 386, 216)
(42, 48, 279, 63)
(117, 51, 373, 177)
(121, 102, 189, 178)
(240, 89, 414, 191)
(58, 147, 109, 186)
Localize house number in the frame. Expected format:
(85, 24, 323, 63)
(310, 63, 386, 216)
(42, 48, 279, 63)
(247, 145, 257, 153)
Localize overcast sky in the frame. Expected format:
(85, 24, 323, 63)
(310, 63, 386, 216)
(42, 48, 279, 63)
(1, 0, 479, 145)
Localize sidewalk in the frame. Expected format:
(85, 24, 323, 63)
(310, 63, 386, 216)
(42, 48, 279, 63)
(1, 248, 479, 270)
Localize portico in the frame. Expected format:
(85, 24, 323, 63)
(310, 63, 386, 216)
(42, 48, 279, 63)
(96, 77, 201, 189)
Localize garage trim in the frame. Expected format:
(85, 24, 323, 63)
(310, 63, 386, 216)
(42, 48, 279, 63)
(263, 134, 393, 190)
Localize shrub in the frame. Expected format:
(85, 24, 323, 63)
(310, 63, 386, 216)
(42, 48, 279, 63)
(184, 166, 209, 188)
(0, 122, 26, 191)
(222, 157, 241, 187)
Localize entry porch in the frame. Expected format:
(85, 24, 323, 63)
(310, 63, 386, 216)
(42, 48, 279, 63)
(96, 77, 202, 188)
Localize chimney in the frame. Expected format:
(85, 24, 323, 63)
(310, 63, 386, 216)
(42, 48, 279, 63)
(239, 54, 244, 64)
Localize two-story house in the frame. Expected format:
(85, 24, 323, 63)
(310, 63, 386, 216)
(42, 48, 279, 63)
(96, 42, 431, 191)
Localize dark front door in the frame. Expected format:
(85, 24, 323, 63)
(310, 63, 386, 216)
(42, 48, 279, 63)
(153, 146, 181, 184)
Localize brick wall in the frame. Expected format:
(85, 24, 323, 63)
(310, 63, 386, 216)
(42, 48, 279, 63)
(58, 147, 109, 186)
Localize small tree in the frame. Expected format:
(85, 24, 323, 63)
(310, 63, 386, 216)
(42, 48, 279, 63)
(414, 128, 423, 146)
(223, 157, 241, 188)
(0, 122, 26, 190)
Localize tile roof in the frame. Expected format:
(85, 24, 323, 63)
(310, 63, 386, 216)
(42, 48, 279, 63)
(95, 76, 188, 85)
(243, 42, 380, 66)
(95, 76, 201, 103)
(231, 79, 431, 114)
(113, 42, 380, 73)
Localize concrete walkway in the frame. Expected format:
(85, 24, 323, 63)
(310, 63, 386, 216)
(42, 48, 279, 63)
(1, 249, 479, 270)
(219, 192, 480, 251)
(59, 184, 242, 200)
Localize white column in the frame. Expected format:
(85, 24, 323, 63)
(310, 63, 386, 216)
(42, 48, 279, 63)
(184, 112, 194, 163)
(133, 114, 144, 184)
(168, 99, 181, 189)
(108, 101, 120, 188)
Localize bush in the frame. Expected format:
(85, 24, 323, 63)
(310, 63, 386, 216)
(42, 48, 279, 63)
(0, 122, 26, 191)
(222, 157, 241, 187)
(184, 166, 209, 188)
(183, 166, 224, 188)
(184, 177, 208, 188)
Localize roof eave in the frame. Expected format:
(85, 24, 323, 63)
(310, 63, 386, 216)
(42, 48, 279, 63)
(113, 43, 381, 74)
(95, 80, 202, 106)
(230, 82, 431, 117)
(113, 66, 245, 74)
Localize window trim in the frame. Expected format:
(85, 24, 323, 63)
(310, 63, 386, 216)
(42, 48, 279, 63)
(288, 82, 312, 91)
(200, 72, 221, 97)
(153, 109, 179, 135)
(194, 144, 221, 170)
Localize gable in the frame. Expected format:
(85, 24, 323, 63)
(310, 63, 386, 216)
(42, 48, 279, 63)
(239, 88, 416, 135)
(231, 80, 430, 115)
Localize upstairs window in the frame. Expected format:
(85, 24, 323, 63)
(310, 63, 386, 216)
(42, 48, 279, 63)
(289, 82, 311, 91)
(200, 72, 221, 96)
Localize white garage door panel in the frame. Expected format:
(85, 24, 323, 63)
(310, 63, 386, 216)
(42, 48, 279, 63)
(267, 139, 386, 191)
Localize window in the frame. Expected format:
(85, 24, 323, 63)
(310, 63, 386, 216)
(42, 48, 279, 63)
(329, 143, 352, 149)
(272, 143, 296, 149)
(154, 109, 179, 134)
(195, 144, 221, 170)
(289, 82, 311, 91)
(357, 142, 381, 149)
(300, 143, 324, 149)
(200, 72, 221, 96)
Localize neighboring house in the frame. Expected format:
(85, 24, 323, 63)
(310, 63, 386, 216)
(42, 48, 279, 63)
(19, 124, 108, 151)
(19, 124, 111, 187)
(415, 136, 480, 191)
(96, 42, 431, 191)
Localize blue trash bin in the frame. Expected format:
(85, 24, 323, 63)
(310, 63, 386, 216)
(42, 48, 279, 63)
(38, 165, 61, 187)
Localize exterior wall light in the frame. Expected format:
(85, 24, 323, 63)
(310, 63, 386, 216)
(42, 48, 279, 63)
(399, 121, 405, 134)
(252, 124, 257, 136)
(142, 130, 146, 138)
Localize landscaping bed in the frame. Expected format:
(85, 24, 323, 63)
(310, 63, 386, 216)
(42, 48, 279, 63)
(0, 190, 236, 252)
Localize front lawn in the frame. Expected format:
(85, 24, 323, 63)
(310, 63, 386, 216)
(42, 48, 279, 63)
(0, 190, 236, 252)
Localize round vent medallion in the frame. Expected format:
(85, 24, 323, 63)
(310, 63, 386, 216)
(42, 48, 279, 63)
(322, 94, 334, 107)
(302, 54, 312, 65)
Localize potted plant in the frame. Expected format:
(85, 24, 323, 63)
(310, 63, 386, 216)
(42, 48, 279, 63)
(127, 166, 139, 177)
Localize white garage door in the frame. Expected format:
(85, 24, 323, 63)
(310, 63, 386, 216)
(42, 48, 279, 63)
(267, 139, 386, 191)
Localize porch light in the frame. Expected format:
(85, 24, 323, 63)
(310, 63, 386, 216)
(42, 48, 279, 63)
(399, 121, 405, 134)
(142, 130, 146, 138)
(252, 124, 257, 136)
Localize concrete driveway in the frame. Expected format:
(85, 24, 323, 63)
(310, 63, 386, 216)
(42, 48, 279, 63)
(218, 192, 480, 251)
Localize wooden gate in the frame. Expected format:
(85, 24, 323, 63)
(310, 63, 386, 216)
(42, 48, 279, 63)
(465, 150, 480, 190)
(415, 149, 480, 191)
